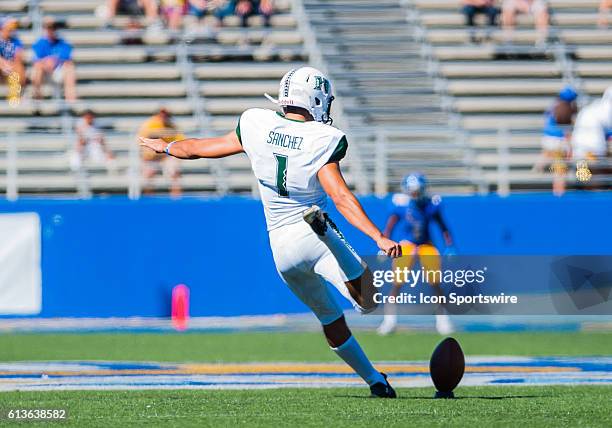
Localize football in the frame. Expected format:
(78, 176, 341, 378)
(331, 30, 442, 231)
(429, 337, 465, 398)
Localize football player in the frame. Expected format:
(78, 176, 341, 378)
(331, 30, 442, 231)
(377, 173, 456, 336)
(140, 66, 401, 398)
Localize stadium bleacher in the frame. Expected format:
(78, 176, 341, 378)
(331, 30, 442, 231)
(412, 0, 611, 191)
(296, 0, 610, 193)
(301, 0, 475, 195)
(0, 0, 610, 197)
(0, 0, 306, 196)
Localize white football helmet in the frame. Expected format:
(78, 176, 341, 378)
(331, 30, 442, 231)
(265, 66, 335, 124)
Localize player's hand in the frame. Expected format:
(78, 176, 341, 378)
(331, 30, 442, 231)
(139, 137, 166, 153)
(376, 236, 402, 258)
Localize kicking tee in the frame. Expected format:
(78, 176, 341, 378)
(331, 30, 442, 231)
(237, 108, 348, 231)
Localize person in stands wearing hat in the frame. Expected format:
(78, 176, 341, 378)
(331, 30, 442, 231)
(536, 86, 578, 195)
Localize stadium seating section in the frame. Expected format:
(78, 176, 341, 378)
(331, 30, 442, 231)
(414, 0, 610, 191)
(303, 0, 473, 195)
(0, 0, 303, 195)
(305, 0, 610, 193)
(0, 0, 610, 195)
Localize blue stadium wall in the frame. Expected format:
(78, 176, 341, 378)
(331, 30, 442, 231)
(0, 193, 610, 318)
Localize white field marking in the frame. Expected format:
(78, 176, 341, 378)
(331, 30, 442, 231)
(2, 314, 611, 333)
(0, 357, 610, 391)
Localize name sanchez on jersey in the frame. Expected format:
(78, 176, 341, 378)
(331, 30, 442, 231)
(266, 131, 303, 151)
(237, 108, 348, 231)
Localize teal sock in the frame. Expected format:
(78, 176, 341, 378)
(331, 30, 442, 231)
(332, 335, 385, 386)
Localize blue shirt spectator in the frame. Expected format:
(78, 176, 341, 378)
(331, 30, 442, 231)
(31, 20, 77, 102)
(542, 86, 577, 140)
(537, 86, 577, 195)
(0, 34, 22, 61)
(33, 35, 73, 69)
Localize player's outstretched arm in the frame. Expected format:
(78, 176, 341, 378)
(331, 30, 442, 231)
(318, 162, 402, 258)
(433, 210, 454, 247)
(139, 130, 243, 159)
(383, 214, 399, 239)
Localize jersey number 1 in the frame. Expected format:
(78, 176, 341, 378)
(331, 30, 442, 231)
(274, 153, 289, 197)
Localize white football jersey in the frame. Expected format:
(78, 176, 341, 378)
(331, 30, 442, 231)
(237, 108, 348, 231)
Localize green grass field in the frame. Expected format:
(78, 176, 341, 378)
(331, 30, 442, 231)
(4, 386, 611, 427)
(2, 331, 611, 362)
(1, 331, 611, 427)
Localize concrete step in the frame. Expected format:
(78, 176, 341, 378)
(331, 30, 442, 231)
(194, 63, 302, 80)
(412, 0, 600, 11)
(439, 62, 561, 78)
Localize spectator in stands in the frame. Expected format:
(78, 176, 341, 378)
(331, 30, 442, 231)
(205, 0, 236, 26)
(537, 86, 578, 195)
(461, 0, 500, 43)
(120, 17, 147, 45)
(188, 1, 229, 27)
(501, 0, 549, 46)
(236, 0, 273, 27)
(31, 20, 77, 102)
(188, 0, 213, 20)
(71, 109, 116, 173)
(571, 87, 612, 189)
(215, 1, 273, 27)
(138, 107, 184, 197)
(0, 18, 25, 87)
(160, 0, 187, 30)
(599, 0, 612, 28)
(104, 0, 160, 29)
(215, 1, 240, 26)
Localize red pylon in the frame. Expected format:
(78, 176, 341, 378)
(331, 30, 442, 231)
(171, 284, 189, 331)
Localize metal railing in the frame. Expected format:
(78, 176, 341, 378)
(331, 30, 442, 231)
(5, 131, 18, 201)
(2, 0, 609, 199)
(1, 130, 141, 199)
(349, 125, 481, 196)
(2, 125, 611, 199)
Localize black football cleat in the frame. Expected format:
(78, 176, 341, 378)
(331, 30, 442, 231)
(303, 205, 328, 236)
(303, 205, 347, 240)
(370, 373, 397, 398)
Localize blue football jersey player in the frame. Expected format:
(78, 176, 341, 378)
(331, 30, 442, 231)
(378, 173, 456, 336)
(384, 173, 453, 251)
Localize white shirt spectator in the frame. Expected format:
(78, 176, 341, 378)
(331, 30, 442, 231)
(571, 87, 612, 160)
(71, 114, 114, 171)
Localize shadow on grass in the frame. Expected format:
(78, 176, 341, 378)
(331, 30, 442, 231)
(337, 394, 546, 400)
